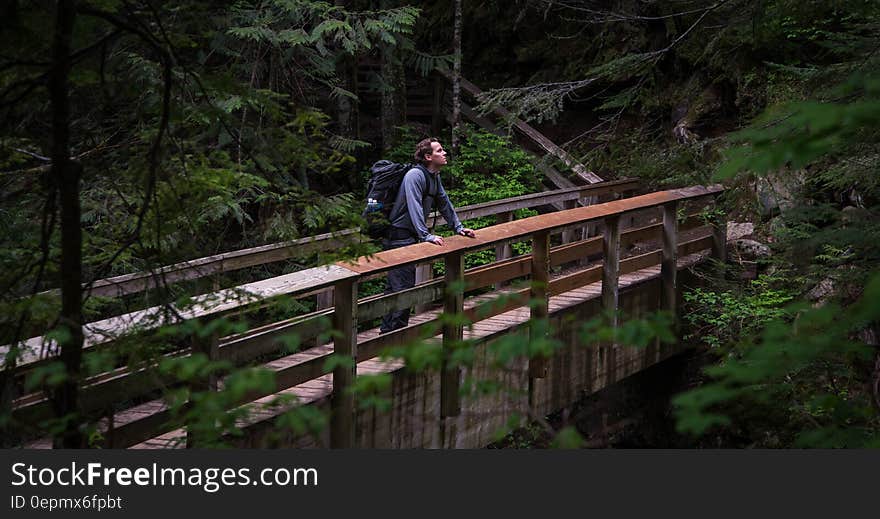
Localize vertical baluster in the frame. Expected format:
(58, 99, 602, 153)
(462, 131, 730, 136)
(495, 211, 513, 260)
(601, 215, 621, 385)
(561, 199, 578, 245)
(529, 230, 550, 380)
(661, 202, 679, 317)
(188, 278, 224, 447)
(186, 317, 219, 448)
(661, 202, 679, 361)
(441, 252, 464, 418)
(316, 288, 334, 345)
(414, 263, 433, 313)
(494, 211, 514, 290)
(331, 278, 358, 448)
(712, 206, 727, 264)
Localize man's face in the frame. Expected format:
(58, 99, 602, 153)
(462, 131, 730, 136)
(424, 141, 447, 169)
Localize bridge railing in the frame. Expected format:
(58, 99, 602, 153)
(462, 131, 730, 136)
(7, 183, 724, 449)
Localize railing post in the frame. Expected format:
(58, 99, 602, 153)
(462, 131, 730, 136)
(711, 205, 727, 264)
(331, 278, 358, 448)
(561, 199, 578, 244)
(494, 211, 514, 290)
(601, 215, 621, 385)
(414, 263, 433, 313)
(529, 230, 550, 381)
(317, 288, 334, 309)
(316, 288, 334, 345)
(186, 318, 219, 448)
(661, 202, 679, 317)
(441, 251, 464, 418)
(494, 211, 513, 260)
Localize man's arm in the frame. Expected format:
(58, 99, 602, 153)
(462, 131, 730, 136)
(436, 182, 475, 238)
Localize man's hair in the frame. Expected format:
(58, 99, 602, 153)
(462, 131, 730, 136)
(413, 137, 439, 165)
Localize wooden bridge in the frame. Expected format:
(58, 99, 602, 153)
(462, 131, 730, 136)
(4, 180, 725, 448)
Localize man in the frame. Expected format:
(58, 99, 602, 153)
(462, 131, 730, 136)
(380, 137, 476, 334)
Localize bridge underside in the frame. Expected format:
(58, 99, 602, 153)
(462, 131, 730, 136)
(131, 250, 709, 449)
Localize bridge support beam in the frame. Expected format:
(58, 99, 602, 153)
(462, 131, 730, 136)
(331, 278, 358, 448)
(441, 251, 464, 419)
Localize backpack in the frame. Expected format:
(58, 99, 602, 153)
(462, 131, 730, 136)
(362, 160, 431, 239)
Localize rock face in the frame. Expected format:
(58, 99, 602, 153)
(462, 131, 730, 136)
(733, 239, 771, 261)
(756, 171, 805, 217)
(807, 278, 835, 303)
(727, 222, 754, 242)
(671, 83, 727, 143)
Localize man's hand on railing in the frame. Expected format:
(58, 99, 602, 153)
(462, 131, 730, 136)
(427, 236, 445, 246)
(458, 228, 476, 238)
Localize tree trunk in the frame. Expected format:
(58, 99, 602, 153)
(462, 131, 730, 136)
(379, 0, 405, 151)
(49, 0, 85, 448)
(451, 0, 462, 152)
(380, 46, 405, 151)
(335, 0, 354, 138)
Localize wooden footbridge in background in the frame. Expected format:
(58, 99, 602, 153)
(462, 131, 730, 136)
(4, 180, 726, 448)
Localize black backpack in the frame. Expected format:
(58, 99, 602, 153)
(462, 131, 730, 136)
(362, 160, 431, 239)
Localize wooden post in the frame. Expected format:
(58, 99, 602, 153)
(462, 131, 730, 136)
(316, 288, 334, 345)
(414, 263, 433, 313)
(601, 215, 621, 385)
(494, 211, 513, 261)
(602, 216, 621, 321)
(316, 288, 334, 310)
(494, 211, 514, 290)
(441, 252, 464, 418)
(186, 318, 220, 448)
(661, 202, 679, 316)
(712, 209, 727, 264)
(660, 202, 679, 360)
(561, 199, 578, 244)
(331, 278, 358, 448)
(529, 230, 550, 380)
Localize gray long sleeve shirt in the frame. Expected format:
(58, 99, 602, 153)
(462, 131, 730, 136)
(388, 166, 464, 242)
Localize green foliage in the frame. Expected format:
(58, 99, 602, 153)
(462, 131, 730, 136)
(672, 58, 880, 447)
(588, 130, 717, 190)
(674, 272, 880, 447)
(718, 75, 880, 179)
(683, 274, 795, 349)
(444, 127, 542, 206)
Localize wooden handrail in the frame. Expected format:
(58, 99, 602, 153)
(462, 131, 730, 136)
(339, 185, 722, 276)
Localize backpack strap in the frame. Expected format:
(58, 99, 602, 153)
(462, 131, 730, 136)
(415, 165, 439, 234)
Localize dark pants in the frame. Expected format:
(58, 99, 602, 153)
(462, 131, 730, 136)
(379, 236, 417, 333)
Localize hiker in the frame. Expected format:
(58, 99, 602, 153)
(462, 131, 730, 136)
(380, 138, 476, 334)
